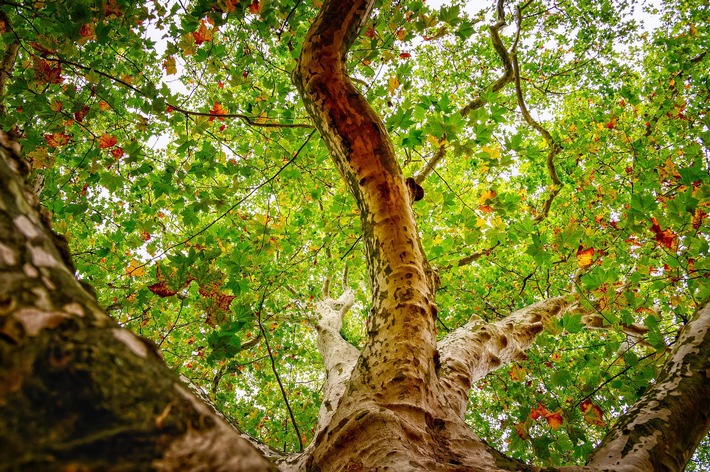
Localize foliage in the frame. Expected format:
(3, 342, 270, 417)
(1, 0, 708, 464)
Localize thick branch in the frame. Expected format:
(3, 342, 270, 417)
(293, 0, 438, 401)
(437, 297, 569, 417)
(587, 300, 710, 472)
(0, 132, 274, 471)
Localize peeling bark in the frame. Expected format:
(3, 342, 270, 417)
(0, 133, 275, 471)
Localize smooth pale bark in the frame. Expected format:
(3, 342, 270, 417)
(0, 133, 274, 471)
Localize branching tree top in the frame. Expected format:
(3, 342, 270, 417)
(0, 0, 709, 470)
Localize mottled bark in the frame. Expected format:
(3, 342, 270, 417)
(0, 133, 274, 471)
(587, 300, 710, 472)
(438, 297, 569, 418)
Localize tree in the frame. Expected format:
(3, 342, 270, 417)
(1, 0, 709, 470)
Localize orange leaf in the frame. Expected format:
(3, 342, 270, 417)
(249, 0, 262, 14)
(580, 399, 606, 427)
(514, 421, 529, 440)
(478, 205, 494, 214)
(209, 102, 227, 121)
(126, 259, 145, 277)
(98, 133, 117, 149)
(545, 411, 564, 430)
(193, 20, 214, 45)
(399, 52, 411, 59)
(479, 190, 497, 204)
(79, 23, 94, 38)
(98, 100, 111, 111)
(110, 147, 124, 159)
(34, 58, 63, 84)
(576, 246, 594, 268)
(509, 364, 526, 382)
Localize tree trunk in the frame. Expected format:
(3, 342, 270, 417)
(0, 132, 274, 471)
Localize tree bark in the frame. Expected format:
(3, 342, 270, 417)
(0, 132, 275, 471)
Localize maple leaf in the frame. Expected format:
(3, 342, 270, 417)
(478, 205, 494, 214)
(34, 58, 63, 84)
(44, 132, 71, 147)
(74, 105, 90, 123)
(111, 147, 124, 159)
(79, 23, 94, 38)
(580, 399, 606, 427)
(514, 421, 529, 440)
(545, 411, 564, 430)
(148, 281, 178, 298)
(479, 190, 497, 204)
(193, 20, 214, 45)
(388, 76, 400, 95)
(126, 259, 145, 277)
(29, 42, 58, 56)
(209, 102, 228, 121)
(692, 209, 706, 229)
(98, 133, 118, 149)
(105, 0, 122, 17)
(98, 100, 111, 111)
(50, 101, 63, 112)
(399, 52, 411, 59)
(249, 0, 262, 14)
(509, 364, 526, 381)
(364, 27, 376, 39)
(650, 218, 678, 250)
(576, 246, 594, 268)
(162, 56, 177, 75)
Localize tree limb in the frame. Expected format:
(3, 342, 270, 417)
(437, 296, 569, 417)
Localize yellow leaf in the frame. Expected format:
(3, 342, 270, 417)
(126, 259, 145, 277)
(388, 76, 400, 95)
(482, 144, 500, 159)
(479, 190, 497, 204)
(576, 246, 594, 268)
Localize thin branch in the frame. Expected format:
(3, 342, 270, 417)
(256, 292, 303, 452)
(54, 57, 313, 129)
(413, 0, 523, 182)
(511, 6, 563, 223)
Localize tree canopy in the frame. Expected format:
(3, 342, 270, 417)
(1, 0, 709, 469)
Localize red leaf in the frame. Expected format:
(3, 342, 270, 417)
(148, 281, 179, 298)
(34, 59, 63, 84)
(44, 132, 71, 147)
(74, 105, 90, 123)
(248, 0, 262, 14)
(111, 147, 124, 159)
(193, 19, 214, 45)
(650, 218, 678, 250)
(580, 399, 605, 427)
(399, 52, 411, 59)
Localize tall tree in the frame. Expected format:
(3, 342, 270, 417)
(1, 0, 709, 470)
